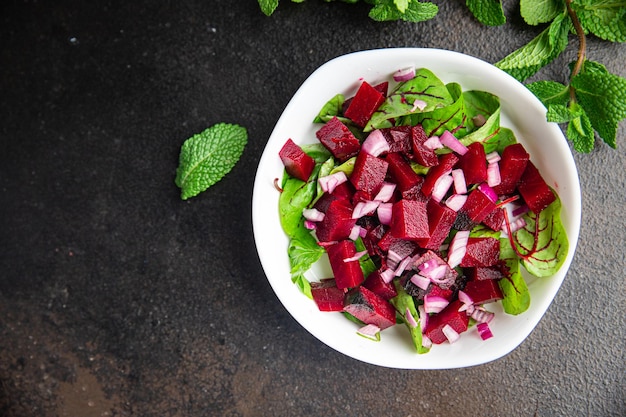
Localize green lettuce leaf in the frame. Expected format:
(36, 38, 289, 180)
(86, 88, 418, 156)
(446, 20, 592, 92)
(390, 281, 429, 354)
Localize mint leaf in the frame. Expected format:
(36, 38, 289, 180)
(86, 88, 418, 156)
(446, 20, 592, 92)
(566, 103, 595, 152)
(258, 0, 279, 16)
(395, 0, 410, 13)
(526, 80, 569, 106)
(571, 61, 626, 148)
(369, 0, 438, 23)
(573, 0, 626, 42)
(496, 12, 571, 82)
(175, 123, 247, 200)
(545, 103, 572, 123)
(520, 0, 563, 25)
(466, 0, 506, 26)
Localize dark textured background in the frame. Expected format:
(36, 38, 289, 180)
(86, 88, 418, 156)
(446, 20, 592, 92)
(1, 1, 624, 416)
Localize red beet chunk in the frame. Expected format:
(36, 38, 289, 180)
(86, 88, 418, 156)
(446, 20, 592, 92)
(342, 82, 389, 114)
(316, 116, 361, 162)
(458, 186, 497, 225)
(460, 237, 500, 267)
(315, 199, 356, 242)
(463, 279, 504, 304)
(376, 229, 402, 253)
(493, 143, 529, 196)
(517, 161, 556, 213)
(327, 240, 364, 289)
(349, 151, 389, 198)
(363, 224, 387, 257)
(311, 279, 345, 312)
(424, 300, 469, 344)
(466, 266, 504, 281)
(456, 142, 487, 185)
(343, 286, 396, 330)
(363, 270, 398, 300)
(344, 81, 386, 128)
(482, 206, 505, 231)
(424, 199, 457, 250)
(390, 200, 430, 244)
(410, 124, 439, 167)
(421, 153, 459, 197)
(278, 138, 316, 182)
(385, 152, 423, 194)
(427, 284, 454, 301)
(381, 126, 412, 155)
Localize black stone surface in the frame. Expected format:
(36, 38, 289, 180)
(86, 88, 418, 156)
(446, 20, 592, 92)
(1, 1, 625, 416)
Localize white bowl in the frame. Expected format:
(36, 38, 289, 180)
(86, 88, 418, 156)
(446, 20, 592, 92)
(252, 48, 581, 369)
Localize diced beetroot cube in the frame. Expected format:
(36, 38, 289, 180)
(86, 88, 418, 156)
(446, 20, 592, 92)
(381, 126, 412, 155)
(316, 116, 361, 162)
(457, 186, 497, 225)
(424, 199, 457, 250)
(279, 138, 316, 182)
(363, 270, 398, 300)
(460, 237, 500, 267)
(315, 199, 356, 242)
(517, 161, 556, 213)
(377, 229, 402, 253)
(385, 152, 423, 194)
(344, 81, 386, 128)
(390, 200, 430, 244)
(349, 151, 389, 198)
(482, 206, 505, 231)
(410, 124, 439, 167)
(466, 266, 504, 281)
(427, 284, 454, 301)
(343, 286, 396, 330)
(363, 224, 387, 257)
(463, 279, 504, 304)
(421, 153, 459, 197)
(388, 239, 418, 260)
(373, 81, 389, 97)
(424, 300, 469, 344)
(492, 143, 529, 196)
(326, 240, 364, 289)
(456, 142, 487, 185)
(311, 279, 345, 312)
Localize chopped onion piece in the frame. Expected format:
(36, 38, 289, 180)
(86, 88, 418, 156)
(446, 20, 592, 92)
(512, 203, 529, 217)
(487, 162, 502, 187)
(349, 225, 363, 241)
(422, 335, 433, 349)
(405, 307, 418, 328)
(410, 273, 431, 290)
(431, 172, 454, 203)
(440, 130, 468, 155)
(386, 249, 403, 270)
(424, 136, 443, 150)
(393, 66, 416, 82)
(352, 200, 380, 219)
(458, 290, 473, 306)
(361, 129, 390, 157)
(471, 307, 495, 324)
(304, 220, 317, 230)
(424, 264, 447, 281)
(302, 208, 325, 222)
(486, 151, 501, 164)
(451, 169, 467, 195)
(418, 259, 436, 273)
(373, 182, 396, 202)
(478, 182, 498, 203)
(476, 322, 493, 340)
(318, 171, 347, 194)
(410, 99, 427, 112)
(502, 216, 527, 234)
(442, 324, 461, 344)
(357, 324, 381, 341)
(343, 250, 368, 263)
(418, 305, 428, 332)
(445, 194, 467, 212)
(380, 268, 395, 284)
(423, 295, 449, 314)
(377, 202, 393, 225)
(394, 256, 413, 276)
(447, 230, 469, 268)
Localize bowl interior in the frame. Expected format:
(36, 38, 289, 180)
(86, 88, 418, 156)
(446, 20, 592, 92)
(252, 48, 581, 369)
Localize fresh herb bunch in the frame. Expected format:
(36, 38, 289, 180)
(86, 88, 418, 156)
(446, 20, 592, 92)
(259, 0, 626, 152)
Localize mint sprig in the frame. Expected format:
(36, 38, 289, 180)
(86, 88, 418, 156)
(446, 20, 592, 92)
(175, 123, 248, 200)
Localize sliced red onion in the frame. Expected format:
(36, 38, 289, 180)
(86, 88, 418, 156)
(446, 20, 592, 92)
(349, 225, 364, 241)
(343, 250, 368, 263)
(502, 216, 526, 234)
(512, 203, 529, 217)
(352, 200, 380, 219)
(302, 208, 325, 222)
(417, 259, 436, 273)
(418, 305, 428, 332)
(476, 322, 493, 340)
(477, 182, 498, 203)
(304, 220, 317, 230)
(393, 66, 416, 82)
(386, 249, 403, 270)
(424, 264, 447, 281)
(405, 307, 418, 328)
(445, 194, 467, 212)
(487, 162, 502, 187)
(447, 230, 469, 268)
(424, 136, 443, 150)
(410, 99, 427, 112)
(486, 151, 501, 164)
(431, 172, 454, 203)
(410, 273, 431, 291)
(440, 130, 468, 155)
(422, 335, 433, 349)
(442, 324, 461, 344)
(394, 256, 413, 277)
(318, 171, 347, 194)
(458, 290, 473, 306)
(377, 202, 393, 225)
(361, 129, 390, 157)
(423, 295, 449, 314)
(373, 182, 396, 202)
(357, 324, 381, 340)
(471, 306, 495, 324)
(380, 268, 395, 284)
(451, 169, 467, 195)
